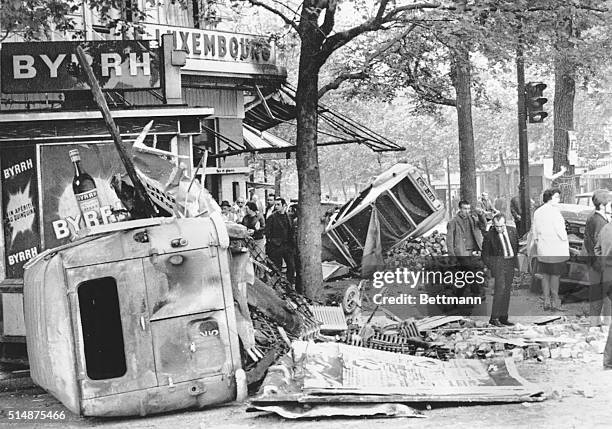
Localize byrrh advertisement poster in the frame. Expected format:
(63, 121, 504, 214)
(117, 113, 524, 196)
(1, 145, 40, 278)
(39, 143, 127, 250)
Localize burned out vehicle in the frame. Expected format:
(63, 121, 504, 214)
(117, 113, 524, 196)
(322, 164, 445, 275)
(23, 216, 243, 417)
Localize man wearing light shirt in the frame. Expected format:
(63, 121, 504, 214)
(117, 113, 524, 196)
(482, 213, 519, 327)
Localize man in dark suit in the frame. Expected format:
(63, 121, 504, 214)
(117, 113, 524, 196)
(265, 198, 295, 284)
(482, 213, 519, 326)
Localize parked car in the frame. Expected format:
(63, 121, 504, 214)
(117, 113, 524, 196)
(558, 191, 610, 239)
(575, 192, 594, 207)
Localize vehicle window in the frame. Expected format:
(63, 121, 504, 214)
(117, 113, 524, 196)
(576, 197, 591, 206)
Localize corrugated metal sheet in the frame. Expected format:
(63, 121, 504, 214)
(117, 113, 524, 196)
(123, 91, 164, 106)
(308, 305, 347, 332)
(183, 87, 239, 117)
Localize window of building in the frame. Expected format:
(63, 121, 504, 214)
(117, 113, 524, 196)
(232, 181, 240, 202)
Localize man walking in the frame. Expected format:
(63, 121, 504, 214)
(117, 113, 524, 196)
(265, 198, 295, 284)
(482, 214, 519, 327)
(446, 200, 487, 257)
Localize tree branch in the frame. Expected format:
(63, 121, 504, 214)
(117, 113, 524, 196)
(366, 24, 416, 63)
(320, 0, 337, 36)
(0, 27, 12, 43)
(318, 71, 368, 98)
(319, 2, 442, 62)
(245, 0, 300, 34)
(405, 58, 456, 107)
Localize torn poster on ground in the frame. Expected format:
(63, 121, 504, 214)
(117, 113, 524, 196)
(251, 341, 544, 409)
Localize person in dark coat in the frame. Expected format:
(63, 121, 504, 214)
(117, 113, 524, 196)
(446, 200, 487, 257)
(584, 189, 611, 326)
(482, 213, 519, 326)
(242, 201, 265, 249)
(265, 198, 295, 284)
(510, 192, 536, 237)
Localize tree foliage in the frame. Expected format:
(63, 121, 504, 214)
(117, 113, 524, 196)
(0, 0, 79, 42)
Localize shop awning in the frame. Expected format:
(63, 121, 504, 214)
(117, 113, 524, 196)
(243, 83, 404, 154)
(0, 106, 214, 142)
(243, 124, 293, 151)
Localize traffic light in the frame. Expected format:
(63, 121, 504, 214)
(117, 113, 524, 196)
(525, 82, 548, 123)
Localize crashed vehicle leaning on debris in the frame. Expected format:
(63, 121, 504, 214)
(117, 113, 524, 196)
(322, 164, 446, 276)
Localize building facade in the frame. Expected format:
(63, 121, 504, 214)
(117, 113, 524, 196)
(0, 1, 286, 351)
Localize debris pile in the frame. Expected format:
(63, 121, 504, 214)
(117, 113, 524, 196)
(420, 317, 610, 363)
(384, 231, 447, 270)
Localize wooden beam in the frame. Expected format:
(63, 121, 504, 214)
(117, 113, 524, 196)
(76, 45, 158, 218)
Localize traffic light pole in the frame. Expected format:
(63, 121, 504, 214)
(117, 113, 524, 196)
(516, 36, 531, 235)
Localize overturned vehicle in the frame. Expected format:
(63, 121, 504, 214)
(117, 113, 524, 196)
(322, 164, 446, 276)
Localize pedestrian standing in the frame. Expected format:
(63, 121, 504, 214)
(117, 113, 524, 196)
(242, 201, 266, 277)
(251, 193, 265, 214)
(446, 200, 487, 258)
(233, 197, 247, 223)
(287, 203, 300, 291)
(220, 200, 236, 222)
(264, 193, 276, 219)
(584, 190, 611, 326)
(532, 188, 570, 311)
(265, 198, 295, 284)
(510, 191, 523, 235)
(482, 214, 519, 327)
(595, 221, 612, 369)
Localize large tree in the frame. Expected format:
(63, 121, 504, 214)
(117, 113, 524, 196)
(244, 0, 454, 298)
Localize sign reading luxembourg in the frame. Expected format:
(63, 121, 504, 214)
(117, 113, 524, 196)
(142, 23, 284, 77)
(1, 40, 161, 93)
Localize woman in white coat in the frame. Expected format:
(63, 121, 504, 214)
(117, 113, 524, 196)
(532, 188, 570, 310)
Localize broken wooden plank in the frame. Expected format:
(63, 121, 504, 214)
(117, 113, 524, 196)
(416, 315, 466, 331)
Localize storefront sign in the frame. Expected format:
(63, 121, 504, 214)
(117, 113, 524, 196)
(1, 145, 41, 278)
(142, 24, 283, 77)
(199, 167, 250, 175)
(40, 143, 129, 249)
(1, 40, 161, 93)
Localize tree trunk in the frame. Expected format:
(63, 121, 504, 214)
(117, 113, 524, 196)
(451, 44, 477, 207)
(295, 37, 323, 299)
(341, 181, 348, 201)
(552, 48, 576, 204)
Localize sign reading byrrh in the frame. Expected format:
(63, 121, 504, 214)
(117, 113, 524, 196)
(1, 40, 161, 93)
(141, 23, 284, 77)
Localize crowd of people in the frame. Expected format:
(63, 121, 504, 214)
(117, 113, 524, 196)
(447, 188, 612, 370)
(219, 193, 298, 286)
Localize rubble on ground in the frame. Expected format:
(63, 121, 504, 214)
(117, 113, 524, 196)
(248, 341, 544, 419)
